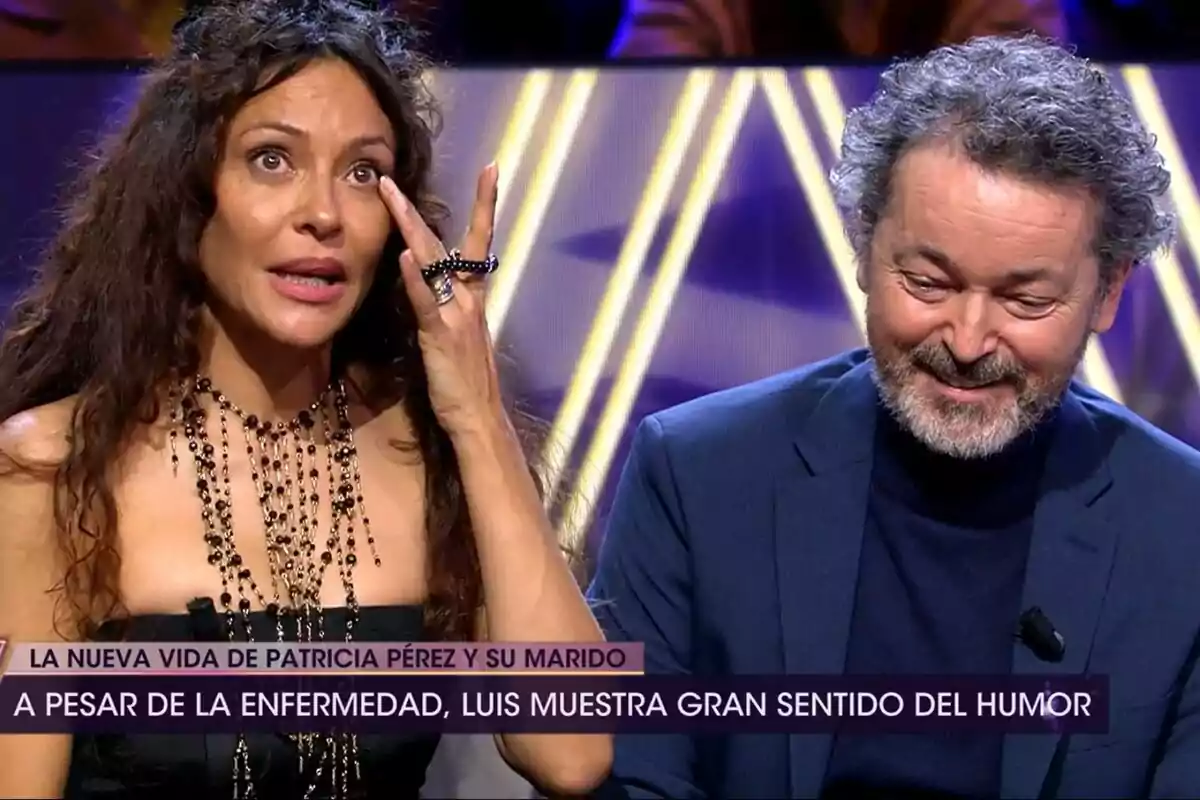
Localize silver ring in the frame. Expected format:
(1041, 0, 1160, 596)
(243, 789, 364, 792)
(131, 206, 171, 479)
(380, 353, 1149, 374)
(427, 271, 455, 306)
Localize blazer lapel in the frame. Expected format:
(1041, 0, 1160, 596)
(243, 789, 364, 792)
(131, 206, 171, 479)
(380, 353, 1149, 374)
(776, 360, 878, 799)
(1001, 388, 1119, 799)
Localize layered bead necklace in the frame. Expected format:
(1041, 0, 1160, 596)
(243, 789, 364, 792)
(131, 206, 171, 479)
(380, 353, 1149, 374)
(168, 375, 380, 800)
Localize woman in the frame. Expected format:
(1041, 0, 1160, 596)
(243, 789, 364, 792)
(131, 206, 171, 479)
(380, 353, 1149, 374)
(0, 0, 611, 797)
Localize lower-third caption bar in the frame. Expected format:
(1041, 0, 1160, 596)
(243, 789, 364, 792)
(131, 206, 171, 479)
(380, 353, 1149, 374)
(0, 674, 1108, 735)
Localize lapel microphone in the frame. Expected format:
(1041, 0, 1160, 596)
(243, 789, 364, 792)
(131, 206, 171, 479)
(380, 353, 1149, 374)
(186, 597, 222, 642)
(1016, 606, 1066, 663)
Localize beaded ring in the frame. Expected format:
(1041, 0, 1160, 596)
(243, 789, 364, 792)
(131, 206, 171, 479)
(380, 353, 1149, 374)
(419, 248, 499, 282)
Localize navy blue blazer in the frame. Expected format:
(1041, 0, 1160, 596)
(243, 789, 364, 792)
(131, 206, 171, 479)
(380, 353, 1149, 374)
(587, 348, 1200, 799)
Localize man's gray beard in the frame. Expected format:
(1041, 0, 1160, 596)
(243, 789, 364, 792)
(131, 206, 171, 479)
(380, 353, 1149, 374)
(870, 346, 1080, 460)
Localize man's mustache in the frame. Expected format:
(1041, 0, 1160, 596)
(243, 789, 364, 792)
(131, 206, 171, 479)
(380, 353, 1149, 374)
(909, 343, 1024, 389)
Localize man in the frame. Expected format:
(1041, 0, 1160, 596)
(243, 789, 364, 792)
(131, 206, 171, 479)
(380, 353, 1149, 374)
(609, 0, 1067, 59)
(588, 34, 1200, 799)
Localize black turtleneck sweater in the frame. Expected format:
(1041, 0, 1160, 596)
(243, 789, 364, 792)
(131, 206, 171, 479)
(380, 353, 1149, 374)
(822, 402, 1056, 799)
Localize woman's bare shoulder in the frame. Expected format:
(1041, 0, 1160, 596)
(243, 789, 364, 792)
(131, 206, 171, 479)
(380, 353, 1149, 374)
(0, 395, 77, 471)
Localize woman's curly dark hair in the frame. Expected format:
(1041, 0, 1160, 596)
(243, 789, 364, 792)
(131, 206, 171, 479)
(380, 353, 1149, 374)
(0, 0, 553, 642)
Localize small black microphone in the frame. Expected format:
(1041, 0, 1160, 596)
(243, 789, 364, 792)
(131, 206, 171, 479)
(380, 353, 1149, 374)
(1016, 606, 1065, 663)
(186, 597, 222, 642)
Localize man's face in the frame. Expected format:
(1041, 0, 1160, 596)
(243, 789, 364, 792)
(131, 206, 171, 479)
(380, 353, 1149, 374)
(863, 143, 1129, 459)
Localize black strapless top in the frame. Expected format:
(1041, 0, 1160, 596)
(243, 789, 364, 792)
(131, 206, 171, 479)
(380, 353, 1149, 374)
(64, 604, 439, 799)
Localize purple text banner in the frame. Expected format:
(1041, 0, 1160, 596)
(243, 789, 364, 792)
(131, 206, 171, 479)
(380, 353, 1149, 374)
(0, 674, 1109, 735)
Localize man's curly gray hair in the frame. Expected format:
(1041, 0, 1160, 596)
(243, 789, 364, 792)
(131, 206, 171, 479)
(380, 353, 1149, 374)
(829, 35, 1176, 283)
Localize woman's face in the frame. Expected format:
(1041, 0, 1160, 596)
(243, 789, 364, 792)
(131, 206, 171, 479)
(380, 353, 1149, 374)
(198, 57, 397, 349)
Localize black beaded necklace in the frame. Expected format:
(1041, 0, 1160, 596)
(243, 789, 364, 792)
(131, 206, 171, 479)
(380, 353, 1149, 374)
(168, 375, 380, 799)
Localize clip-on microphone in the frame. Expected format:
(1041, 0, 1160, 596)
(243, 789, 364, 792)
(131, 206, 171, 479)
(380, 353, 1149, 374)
(1016, 606, 1065, 663)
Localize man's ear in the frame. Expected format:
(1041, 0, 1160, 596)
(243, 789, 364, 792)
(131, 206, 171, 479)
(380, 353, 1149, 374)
(1092, 259, 1133, 334)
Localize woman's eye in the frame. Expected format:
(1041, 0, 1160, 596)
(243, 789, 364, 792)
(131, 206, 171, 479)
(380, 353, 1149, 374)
(350, 163, 381, 184)
(250, 149, 288, 172)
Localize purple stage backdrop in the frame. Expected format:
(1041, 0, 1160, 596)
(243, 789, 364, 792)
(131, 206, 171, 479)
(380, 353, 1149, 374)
(3, 64, 1200, 551)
